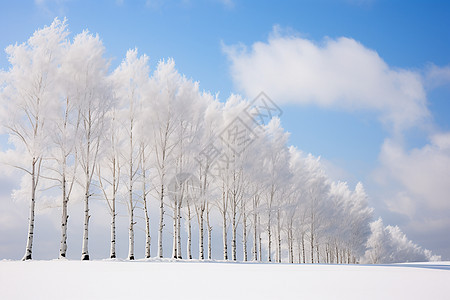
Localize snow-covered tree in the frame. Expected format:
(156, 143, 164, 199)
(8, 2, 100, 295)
(259, 118, 291, 262)
(2, 18, 68, 260)
(112, 48, 150, 260)
(52, 44, 82, 258)
(194, 94, 220, 260)
(149, 59, 181, 258)
(71, 30, 111, 260)
(362, 218, 440, 264)
(137, 120, 153, 259)
(97, 108, 120, 259)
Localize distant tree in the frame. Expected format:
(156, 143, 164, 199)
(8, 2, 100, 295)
(362, 218, 440, 264)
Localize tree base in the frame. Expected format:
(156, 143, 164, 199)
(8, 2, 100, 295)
(81, 254, 90, 260)
(22, 253, 32, 261)
(128, 255, 134, 260)
(110, 254, 116, 259)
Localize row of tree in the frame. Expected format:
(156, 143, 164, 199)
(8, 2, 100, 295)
(1, 19, 437, 263)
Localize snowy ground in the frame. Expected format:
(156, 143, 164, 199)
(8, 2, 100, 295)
(0, 259, 449, 299)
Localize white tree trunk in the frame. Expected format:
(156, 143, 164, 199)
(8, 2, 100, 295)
(143, 193, 151, 259)
(252, 217, 258, 261)
(172, 199, 178, 259)
(198, 210, 204, 260)
(23, 159, 37, 261)
(302, 233, 306, 263)
(310, 221, 315, 263)
(242, 207, 247, 262)
(288, 227, 293, 264)
(142, 149, 151, 259)
(81, 181, 90, 261)
(222, 212, 228, 260)
(267, 212, 272, 262)
(59, 173, 68, 258)
(258, 215, 262, 261)
(80, 110, 101, 261)
(127, 124, 135, 260)
(231, 206, 237, 261)
(110, 197, 116, 259)
(336, 244, 339, 264)
(158, 183, 165, 258)
(326, 244, 329, 264)
(277, 209, 282, 263)
(128, 202, 135, 260)
(207, 205, 212, 260)
(177, 200, 182, 259)
(187, 203, 192, 260)
(316, 243, 320, 263)
(252, 202, 258, 261)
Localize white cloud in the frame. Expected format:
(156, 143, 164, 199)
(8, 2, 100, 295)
(372, 133, 450, 257)
(384, 191, 416, 218)
(223, 28, 430, 133)
(378, 133, 450, 214)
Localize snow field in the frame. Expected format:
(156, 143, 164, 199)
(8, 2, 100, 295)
(0, 260, 449, 299)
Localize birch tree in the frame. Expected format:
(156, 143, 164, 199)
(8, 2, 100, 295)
(304, 154, 329, 263)
(2, 19, 68, 260)
(138, 133, 152, 258)
(149, 59, 180, 258)
(72, 31, 111, 261)
(97, 108, 120, 259)
(212, 95, 250, 260)
(51, 76, 80, 259)
(113, 48, 150, 260)
(260, 118, 290, 262)
(195, 97, 222, 260)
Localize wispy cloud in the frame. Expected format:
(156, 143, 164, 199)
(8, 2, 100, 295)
(424, 64, 450, 89)
(34, 0, 69, 16)
(218, 0, 234, 9)
(145, 0, 165, 10)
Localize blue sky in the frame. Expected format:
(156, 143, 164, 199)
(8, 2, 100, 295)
(1, 0, 449, 258)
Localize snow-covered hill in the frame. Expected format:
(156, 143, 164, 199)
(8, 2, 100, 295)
(1, 260, 449, 299)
